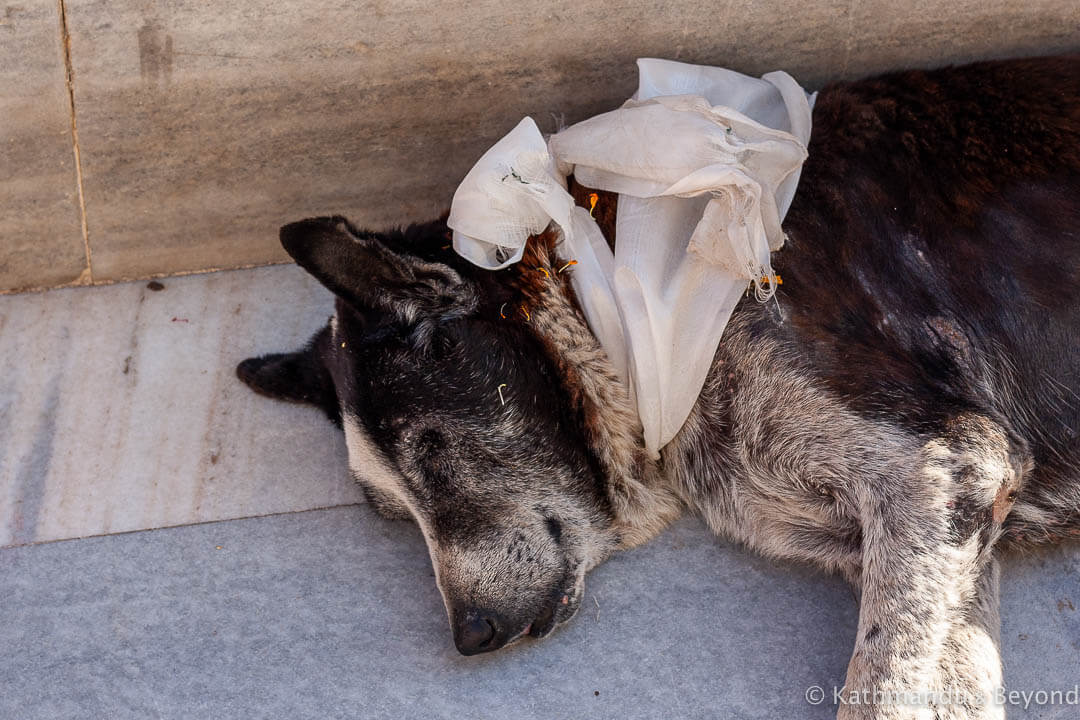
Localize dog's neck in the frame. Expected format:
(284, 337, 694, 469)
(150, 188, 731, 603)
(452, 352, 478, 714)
(509, 230, 683, 548)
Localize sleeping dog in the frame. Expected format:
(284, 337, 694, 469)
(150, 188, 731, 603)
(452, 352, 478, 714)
(238, 55, 1080, 719)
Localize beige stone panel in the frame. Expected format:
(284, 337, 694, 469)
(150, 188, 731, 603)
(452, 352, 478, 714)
(0, 0, 87, 292)
(64, 0, 852, 282)
(843, 0, 1079, 79)
(58, 0, 1079, 282)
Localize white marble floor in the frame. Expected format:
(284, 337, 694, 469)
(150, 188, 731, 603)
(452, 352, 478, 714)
(0, 265, 363, 547)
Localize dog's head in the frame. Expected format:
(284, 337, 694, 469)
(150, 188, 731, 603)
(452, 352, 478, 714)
(238, 215, 680, 655)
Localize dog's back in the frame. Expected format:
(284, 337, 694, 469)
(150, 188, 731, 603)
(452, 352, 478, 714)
(772, 56, 1080, 542)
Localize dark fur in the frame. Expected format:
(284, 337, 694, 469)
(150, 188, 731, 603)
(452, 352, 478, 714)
(778, 56, 1080, 544)
(239, 56, 1079, 717)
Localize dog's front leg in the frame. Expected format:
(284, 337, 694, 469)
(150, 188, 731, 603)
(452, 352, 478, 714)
(837, 468, 1002, 720)
(929, 557, 1003, 720)
(839, 552, 1003, 720)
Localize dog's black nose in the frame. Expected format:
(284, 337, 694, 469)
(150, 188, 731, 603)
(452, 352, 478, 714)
(454, 612, 500, 656)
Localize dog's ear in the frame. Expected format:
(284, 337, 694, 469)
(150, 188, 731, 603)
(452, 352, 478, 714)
(236, 325, 341, 425)
(280, 216, 477, 325)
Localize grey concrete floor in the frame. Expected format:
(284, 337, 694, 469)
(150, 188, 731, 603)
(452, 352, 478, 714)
(1, 268, 1078, 719)
(3, 509, 1080, 719)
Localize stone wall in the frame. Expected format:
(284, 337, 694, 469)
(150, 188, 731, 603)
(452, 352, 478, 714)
(2, 0, 1077, 292)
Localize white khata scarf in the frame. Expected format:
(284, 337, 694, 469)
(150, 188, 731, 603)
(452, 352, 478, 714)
(448, 59, 815, 458)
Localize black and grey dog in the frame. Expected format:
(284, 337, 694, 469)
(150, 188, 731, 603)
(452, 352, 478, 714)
(238, 56, 1079, 719)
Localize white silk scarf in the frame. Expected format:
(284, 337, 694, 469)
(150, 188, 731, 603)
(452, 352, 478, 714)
(448, 59, 815, 457)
